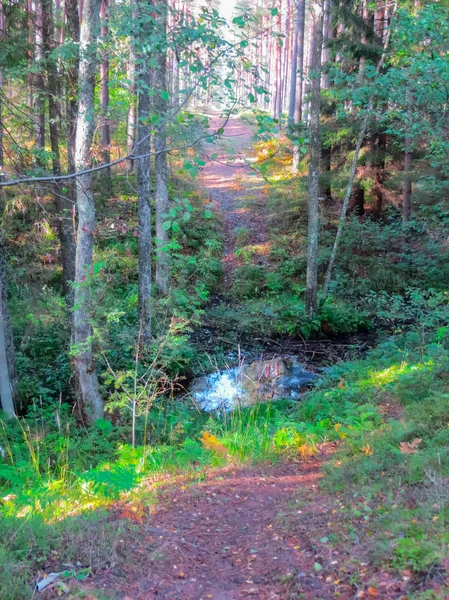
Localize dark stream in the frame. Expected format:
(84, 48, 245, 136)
(188, 328, 373, 412)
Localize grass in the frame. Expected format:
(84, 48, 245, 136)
(2, 325, 449, 595)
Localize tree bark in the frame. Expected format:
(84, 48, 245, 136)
(0, 233, 18, 419)
(292, 0, 306, 172)
(73, 0, 104, 423)
(42, 0, 76, 309)
(35, 1, 46, 162)
(100, 0, 111, 189)
(126, 3, 137, 172)
(305, 0, 324, 317)
(137, 0, 153, 346)
(322, 0, 333, 89)
(0, 2, 4, 177)
(154, 0, 169, 296)
(402, 91, 414, 223)
(288, 0, 301, 125)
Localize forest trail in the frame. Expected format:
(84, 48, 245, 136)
(200, 114, 268, 289)
(83, 450, 349, 600)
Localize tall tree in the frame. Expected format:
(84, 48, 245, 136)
(136, 0, 153, 346)
(34, 0, 46, 161)
(100, 0, 111, 189)
(154, 0, 169, 295)
(291, 0, 306, 173)
(305, 0, 324, 317)
(0, 1, 4, 177)
(42, 0, 76, 311)
(73, 0, 104, 422)
(0, 234, 18, 419)
(126, 1, 137, 172)
(402, 91, 414, 223)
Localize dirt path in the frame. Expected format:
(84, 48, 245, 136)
(200, 114, 268, 289)
(84, 451, 346, 600)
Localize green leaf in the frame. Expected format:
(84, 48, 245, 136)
(204, 209, 213, 219)
(162, 221, 171, 231)
(172, 221, 180, 233)
(169, 207, 177, 218)
(248, 92, 255, 103)
(183, 211, 191, 221)
(271, 7, 279, 16)
(160, 89, 169, 101)
(314, 562, 323, 572)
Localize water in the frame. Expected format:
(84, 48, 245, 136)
(190, 356, 318, 412)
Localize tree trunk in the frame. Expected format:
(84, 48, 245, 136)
(0, 2, 4, 177)
(100, 0, 111, 189)
(292, 0, 306, 172)
(0, 233, 18, 419)
(288, 0, 301, 125)
(66, 0, 80, 262)
(35, 1, 46, 162)
(137, 0, 153, 346)
(323, 2, 397, 298)
(126, 5, 137, 172)
(305, 0, 324, 317)
(321, 143, 332, 200)
(322, 0, 333, 89)
(42, 0, 76, 309)
(402, 91, 414, 223)
(73, 0, 104, 423)
(154, 0, 169, 296)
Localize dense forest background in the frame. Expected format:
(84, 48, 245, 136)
(1, 0, 449, 597)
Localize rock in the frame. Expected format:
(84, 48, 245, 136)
(190, 356, 319, 412)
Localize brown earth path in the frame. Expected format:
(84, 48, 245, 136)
(82, 450, 351, 600)
(75, 118, 416, 600)
(199, 114, 268, 289)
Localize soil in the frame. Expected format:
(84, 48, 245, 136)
(82, 448, 346, 600)
(199, 114, 268, 289)
(74, 119, 420, 600)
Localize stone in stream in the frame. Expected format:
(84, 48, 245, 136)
(190, 356, 318, 412)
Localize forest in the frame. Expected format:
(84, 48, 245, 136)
(1, 0, 449, 597)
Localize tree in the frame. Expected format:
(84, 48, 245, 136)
(42, 0, 76, 311)
(154, 0, 169, 295)
(136, 0, 153, 346)
(305, 0, 324, 317)
(402, 90, 414, 223)
(73, 0, 104, 422)
(100, 0, 112, 190)
(291, 0, 306, 173)
(0, 233, 18, 419)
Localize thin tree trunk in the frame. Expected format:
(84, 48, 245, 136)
(305, 0, 324, 317)
(35, 1, 46, 162)
(73, 0, 104, 423)
(100, 0, 111, 189)
(0, 2, 4, 177)
(126, 4, 137, 172)
(402, 91, 414, 223)
(323, 2, 397, 298)
(288, 0, 301, 125)
(42, 0, 76, 309)
(292, 0, 306, 172)
(137, 0, 153, 346)
(154, 0, 169, 295)
(66, 0, 80, 177)
(322, 0, 333, 89)
(0, 233, 18, 419)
